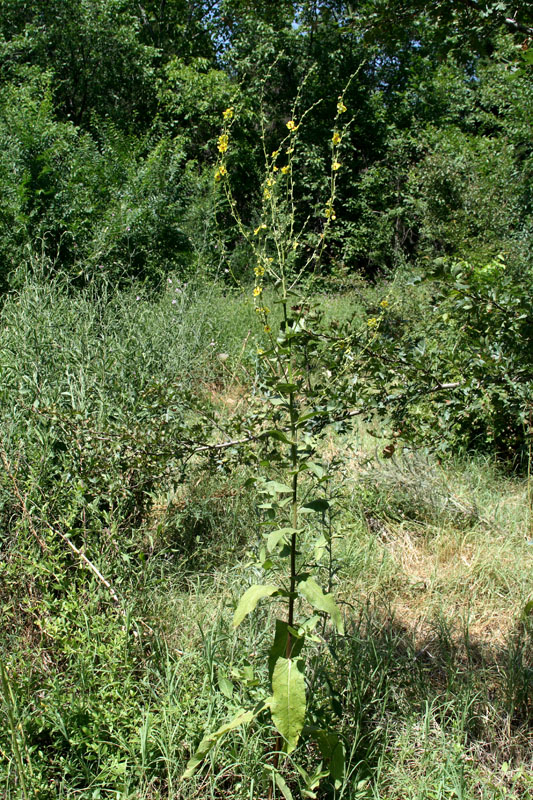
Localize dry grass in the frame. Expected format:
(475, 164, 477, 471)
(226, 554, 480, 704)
(338, 441, 533, 652)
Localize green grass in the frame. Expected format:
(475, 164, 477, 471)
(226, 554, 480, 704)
(0, 274, 531, 799)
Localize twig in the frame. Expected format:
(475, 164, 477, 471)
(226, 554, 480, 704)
(50, 523, 121, 603)
(0, 435, 131, 619)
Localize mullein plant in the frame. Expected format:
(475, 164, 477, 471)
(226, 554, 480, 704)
(184, 87, 367, 796)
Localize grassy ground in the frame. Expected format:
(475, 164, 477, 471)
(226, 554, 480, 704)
(0, 275, 531, 799)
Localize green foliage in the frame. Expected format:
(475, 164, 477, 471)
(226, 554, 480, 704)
(0, 0, 158, 129)
(426, 256, 533, 463)
(351, 255, 533, 465)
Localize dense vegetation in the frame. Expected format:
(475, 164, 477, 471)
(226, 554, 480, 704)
(0, 2, 532, 798)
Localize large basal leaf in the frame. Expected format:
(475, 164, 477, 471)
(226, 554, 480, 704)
(298, 576, 344, 634)
(233, 584, 279, 628)
(271, 657, 306, 754)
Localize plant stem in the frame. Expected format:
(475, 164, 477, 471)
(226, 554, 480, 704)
(288, 388, 298, 654)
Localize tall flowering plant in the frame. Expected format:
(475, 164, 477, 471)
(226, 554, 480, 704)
(183, 91, 358, 796)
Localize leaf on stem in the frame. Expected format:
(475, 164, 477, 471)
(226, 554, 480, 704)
(260, 429, 295, 445)
(271, 656, 306, 753)
(298, 576, 344, 634)
(233, 584, 279, 628)
(301, 498, 329, 513)
(268, 619, 304, 679)
(266, 527, 301, 552)
(263, 480, 294, 494)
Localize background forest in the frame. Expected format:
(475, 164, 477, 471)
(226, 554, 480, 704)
(0, 1, 532, 798)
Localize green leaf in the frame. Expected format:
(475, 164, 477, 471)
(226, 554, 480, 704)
(298, 577, 344, 634)
(276, 382, 299, 394)
(315, 731, 345, 789)
(182, 708, 253, 779)
(307, 462, 326, 479)
(263, 480, 293, 494)
(233, 584, 279, 628)
(301, 498, 329, 513)
(274, 771, 295, 800)
(271, 657, 306, 753)
(261, 429, 294, 445)
(217, 670, 233, 699)
(266, 527, 300, 553)
(268, 619, 304, 680)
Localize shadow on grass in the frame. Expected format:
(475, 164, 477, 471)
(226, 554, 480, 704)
(327, 601, 532, 794)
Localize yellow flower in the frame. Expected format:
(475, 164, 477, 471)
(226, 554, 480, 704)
(253, 286, 263, 297)
(337, 100, 347, 114)
(271, 149, 280, 159)
(325, 205, 336, 220)
(264, 325, 271, 333)
(218, 134, 229, 153)
(254, 223, 267, 235)
(332, 131, 341, 145)
(254, 264, 265, 277)
(281, 165, 289, 175)
(263, 188, 271, 200)
(223, 107, 234, 120)
(214, 163, 227, 182)
(367, 317, 379, 328)
(273, 165, 278, 172)
(332, 160, 341, 171)
(380, 300, 389, 308)
(266, 177, 274, 187)
(286, 120, 297, 131)
(293, 241, 299, 250)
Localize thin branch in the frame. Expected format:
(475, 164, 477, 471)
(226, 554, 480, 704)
(0, 435, 128, 616)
